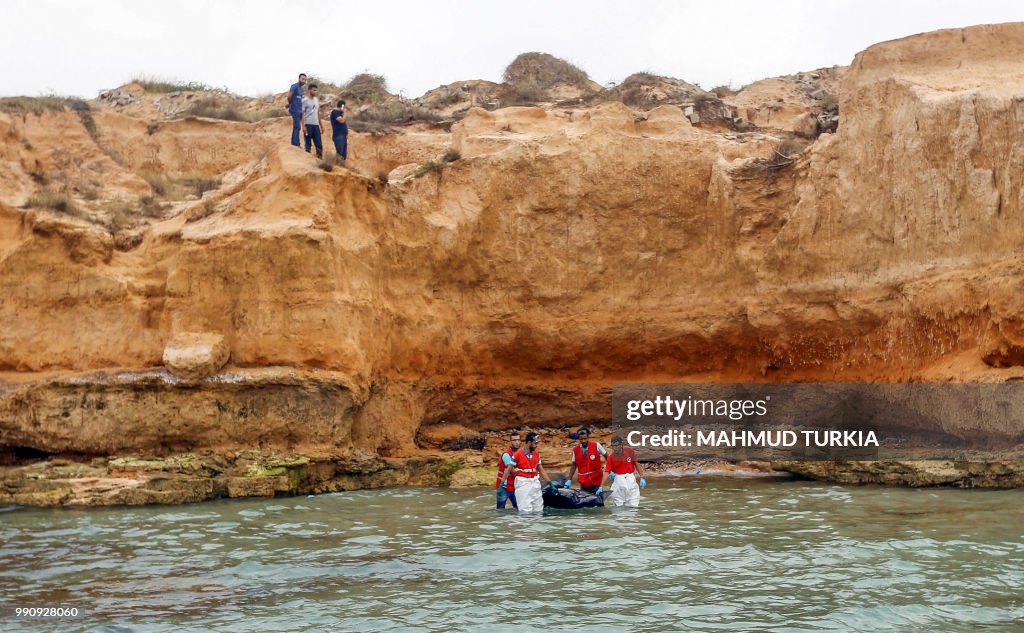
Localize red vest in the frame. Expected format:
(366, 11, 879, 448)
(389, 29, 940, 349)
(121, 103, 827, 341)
(513, 448, 541, 478)
(607, 447, 637, 475)
(573, 441, 604, 486)
(496, 448, 515, 492)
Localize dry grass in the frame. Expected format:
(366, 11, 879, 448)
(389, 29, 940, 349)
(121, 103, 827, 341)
(131, 76, 215, 93)
(176, 96, 288, 122)
(0, 96, 77, 114)
(733, 138, 810, 179)
(410, 150, 461, 179)
(104, 194, 169, 231)
(616, 73, 662, 108)
(186, 199, 218, 223)
(139, 171, 221, 200)
(712, 85, 738, 97)
(336, 73, 389, 105)
(500, 81, 549, 106)
(503, 52, 590, 90)
(348, 101, 445, 134)
(176, 96, 246, 121)
(256, 108, 290, 120)
(25, 191, 83, 217)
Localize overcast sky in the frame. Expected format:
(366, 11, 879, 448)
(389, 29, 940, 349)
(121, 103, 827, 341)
(3, 1, 1022, 99)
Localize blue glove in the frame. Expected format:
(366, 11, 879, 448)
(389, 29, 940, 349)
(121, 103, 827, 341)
(595, 486, 604, 495)
(563, 479, 572, 489)
(639, 478, 647, 489)
(609, 472, 616, 481)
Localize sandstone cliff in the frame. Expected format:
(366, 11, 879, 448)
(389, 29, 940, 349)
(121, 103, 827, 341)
(2, 25, 1024, 498)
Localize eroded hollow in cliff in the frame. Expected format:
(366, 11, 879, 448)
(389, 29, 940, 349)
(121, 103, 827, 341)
(0, 445, 54, 466)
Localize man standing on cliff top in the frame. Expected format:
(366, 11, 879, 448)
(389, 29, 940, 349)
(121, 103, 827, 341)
(287, 73, 307, 146)
(495, 431, 520, 509)
(302, 84, 324, 159)
(563, 427, 606, 495)
(499, 432, 555, 513)
(330, 99, 348, 164)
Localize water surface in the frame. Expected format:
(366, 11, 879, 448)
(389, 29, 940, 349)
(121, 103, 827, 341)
(1, 478, 1022, 632)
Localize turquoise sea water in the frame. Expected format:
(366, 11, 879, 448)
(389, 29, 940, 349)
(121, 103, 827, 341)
(1, 478, 1022, 632)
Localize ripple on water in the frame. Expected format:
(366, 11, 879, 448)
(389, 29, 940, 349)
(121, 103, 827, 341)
(1, 479, 1023, 632)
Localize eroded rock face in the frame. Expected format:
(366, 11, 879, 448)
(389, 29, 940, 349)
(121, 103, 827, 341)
(2, 24, 1024, 471)
(162, 332, 229, 378)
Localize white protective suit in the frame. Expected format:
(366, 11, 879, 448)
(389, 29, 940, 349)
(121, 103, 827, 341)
(514, 476, 544, 513)
(609, 472, 641, 508)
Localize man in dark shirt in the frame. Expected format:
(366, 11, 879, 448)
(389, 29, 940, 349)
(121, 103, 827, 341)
(330, 99, 348, 164)
(287, 73, 307, 146)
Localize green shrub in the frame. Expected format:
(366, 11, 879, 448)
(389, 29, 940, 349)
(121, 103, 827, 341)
(436, 460, 465, 486)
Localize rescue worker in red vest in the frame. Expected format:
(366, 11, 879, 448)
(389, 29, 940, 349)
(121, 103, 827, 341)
(602, 435, 647, 507)
(563, 427, 607, 495)
(498, 431, 555, 513)
(495, 431, 521, 509)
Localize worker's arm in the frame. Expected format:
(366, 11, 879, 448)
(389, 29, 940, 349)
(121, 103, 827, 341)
(601, 452, 614, 489)
(565, 459, 577, 483)
(499, 464, 513, 489)
(538, 462, 552, 484)
(335, 110, 346, 125)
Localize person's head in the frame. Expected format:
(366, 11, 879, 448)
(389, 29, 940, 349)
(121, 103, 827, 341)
(508, 431, 521, 449)
(576, 427, 590, 444)
(524, 432, 540, 450)
(337, 99, 346, 110)
(611, 435, 625, 453)
(298, 73, 307, 85)
(308, 83, 318, 96)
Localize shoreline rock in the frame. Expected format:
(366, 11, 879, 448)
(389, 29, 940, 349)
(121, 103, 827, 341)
(772, 460, 1024, 488)
(4, 452, 1024, 510)
(0, 450, 444, 508)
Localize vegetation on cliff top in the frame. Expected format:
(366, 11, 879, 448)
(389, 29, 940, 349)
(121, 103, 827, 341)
(502, 52, 591, 89)
(130, 75, 216, 93)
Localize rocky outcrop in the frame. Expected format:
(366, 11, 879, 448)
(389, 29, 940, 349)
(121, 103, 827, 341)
(773, 460, 1024, 488)
(0, 450, 443, 507)
(162, 332, 229, 378)
(3, 25, 1024, 505)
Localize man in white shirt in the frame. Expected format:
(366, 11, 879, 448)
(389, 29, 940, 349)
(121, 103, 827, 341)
(301, 83, 324, 159)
